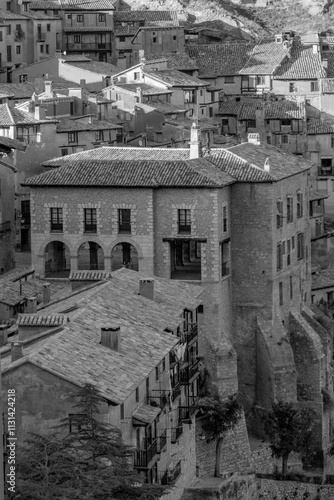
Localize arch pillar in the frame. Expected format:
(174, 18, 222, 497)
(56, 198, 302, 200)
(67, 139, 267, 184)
(104, 255, 112, 272)
(70, 254, 78, 272)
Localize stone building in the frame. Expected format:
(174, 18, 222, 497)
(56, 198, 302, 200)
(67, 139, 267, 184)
(1, 268, 202, 495)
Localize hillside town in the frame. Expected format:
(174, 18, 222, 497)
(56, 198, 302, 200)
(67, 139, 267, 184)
(2, 0, 334, 499)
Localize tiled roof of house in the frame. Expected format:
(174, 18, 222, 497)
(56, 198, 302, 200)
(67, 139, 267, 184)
(24, 11, 61, 19)
(17, 314, 68, 327)
(207, 149, 274, 182)
(219, 99, 305, 120)
(114, 26, 138, 37)
(0, 279, 48, 306)
(219, 143, 311, 180)
(0, 136, 27, 151)
(312, 268, 334, 290)
(56, 117, 122, 132)
(218, 100, 243, 116)
(11, 107, 51, 125)
(113, 82, 172, 95)
(237, 101, 262, 121)
(307, 120, 334, 134)
(0, 11, 29, 19)
(64, 60, 118, 75)
(142, 99, 185, 114)
(2, 268, 203, 403)
(29, 0, 115, 10)
(144, 68, 209, 87)
(114, 10, 179, 26)
(145, 52, 199, 71)
(0, 83, 35, 99)
(64, 26, 114, 32)
(186, 43, 255, 78)
(69, 270, 113, 280)
(273, 44, 326, 79)
(0, 104, 15, 126)
(239, 40, 289, 75)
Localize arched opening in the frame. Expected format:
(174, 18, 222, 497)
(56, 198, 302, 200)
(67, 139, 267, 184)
(111, 243, 138, 271)
(44, 241, 71, 278)
(78, 242, 104, 270)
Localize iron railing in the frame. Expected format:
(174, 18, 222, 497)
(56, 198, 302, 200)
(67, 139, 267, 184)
(171, 425, 183, 443)
(180, 360, 199, 385)
(146, 390, 170, 410)
(134, 438, 158, 468)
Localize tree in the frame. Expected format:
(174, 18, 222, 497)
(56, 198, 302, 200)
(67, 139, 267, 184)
(15, 384, 171, 500)
(196, 394, 242, 478)
(262, 401, 316, 476)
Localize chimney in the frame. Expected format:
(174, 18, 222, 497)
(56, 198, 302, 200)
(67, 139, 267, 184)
(34, 105, 46, 120)
(26, 297, 37, 314)
(189, 122, 201, 159)
(101, 326, 120, 351)
(139, 49, 145, 62)
(79, 79, 86, 88)
(247, 133, 260, 145)
(68, 87, 83, 100)
(43, 283, 50, 304)
(0, 325, 8, 347)
(139, 278, 155, 300)
(44, 80, 53, 98)
(136, 86, 143, 103)
(11, 341, 23, 362)
(313, 44, 319, 54)
(264, 158, 270, 172)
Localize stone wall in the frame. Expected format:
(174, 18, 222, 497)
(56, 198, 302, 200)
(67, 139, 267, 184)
(257, 478, 334, 499)
(181, 474, 258, 500)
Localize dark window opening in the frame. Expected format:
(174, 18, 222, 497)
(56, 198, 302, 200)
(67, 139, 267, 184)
(118, 209, 131, 234)
(84, 208, 97, 233)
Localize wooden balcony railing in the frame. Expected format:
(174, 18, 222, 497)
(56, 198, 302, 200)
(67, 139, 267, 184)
(146, 390, 170, 410)
(184, 323, 198, 343)
(134, 438, 158, 468)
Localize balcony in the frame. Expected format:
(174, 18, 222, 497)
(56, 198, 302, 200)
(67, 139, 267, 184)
(66, 42, 112, 51)
(146, 390, 170, 410)
(184, 323, 198, 343)
(179, 396, 197, 423)
(158, 461, 181, 485)
(37, 32, 46, 41)
(134, 438, 158, 469)
(171, 425, 183, 443)
(172, 383, 181, 402)
(180, 360, 199, 385)
(157, 430, 167, 452)
(0, 221, 11, 235)
(169, 350, 178, 367)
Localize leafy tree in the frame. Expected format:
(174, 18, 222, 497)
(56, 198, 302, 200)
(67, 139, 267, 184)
(15, 384, 171, 500)
(262, 401, 316, 476)
(196, 394, 242, 477)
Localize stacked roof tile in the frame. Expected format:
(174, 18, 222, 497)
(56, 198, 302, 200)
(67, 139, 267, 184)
(273, 44, 326, 79)
(219, 99, 306, 120)
(64, 60, 118, 74)
(307, 120, 334, 134)
(17, 314, 68, 327)
(144, 68, 208, 87)
(29, 0, 116, 10)
(239, 40, 289, 75)
(113, 82, 172, 95)
(56, 117, 122, 132)
(114, 10, 179, 26)
(145, 52, 199, 71)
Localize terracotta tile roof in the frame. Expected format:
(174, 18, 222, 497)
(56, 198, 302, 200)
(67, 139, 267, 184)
(64, 26, 114, 32)
(3, 269, 203, 403)
(186, 43, 255, 78)
(323, 36, 334, 44)
(69, 270, 113, 280)
(0, 104, 14, 126)
(307, 120, 334, 134)
(207, 149, 274, 182)
(218, 100, 243, 116)
(312, 268, 334, 290)
(114, 26, 138, 37)
(219, 99, 305, 120)
(273, 44, 326, 79)
(0, 279, 48, 306)
(64, 60, 118, 74)
(17, 314, 68, 327)
(141, 99, 185, 114)
(133, 404, 160, 424)
(11, 107, 51, 125)
(145, 52, 199, 71)
(113, 82, 172, 95)
(0, 83, 35, 99)
(218, 143, 312, 181)
(0, 136, 27, 151)
(24, 11, 61, 19)
(144, 68, 209, 87)
(0, 11, 29, 19)
(29, 0, 115, 10)
(237, 101, 261, 121)
(56, 117, 122, 132)
(114, 10, 179, 26)
(239, 40, 289, 75)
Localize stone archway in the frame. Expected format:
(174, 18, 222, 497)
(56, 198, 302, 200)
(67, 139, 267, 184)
(44, 241, 71, 277)
(111, 242, 139, 271)
(78, 241, 105, 270)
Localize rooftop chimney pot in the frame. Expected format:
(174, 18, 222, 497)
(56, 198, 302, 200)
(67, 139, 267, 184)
(101, 326, 120, 351)
(26, 297, 37, 314)
(139, 278, 155, 300)
(11, 341, 23, 362)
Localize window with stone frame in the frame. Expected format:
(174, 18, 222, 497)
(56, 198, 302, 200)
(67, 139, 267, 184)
(279, 281, 283, 306)
(297, 191, 303, 218)
(287, 239, 291, 266)
(50, 207, 63, 232)
(277, 200, 283, 228)
(277, 243, 283, 271)
(95, 130, 104, 142)
(287, 196, 293, 223)
(118, 208, 131, 234)
(178, 209, 191, 234)
(68, 132, 78, 144)
(84, 208, 97, 233)
(297, 232, 304, 260)
(223, 205, 227, 232)
(221, 240, 230, 277)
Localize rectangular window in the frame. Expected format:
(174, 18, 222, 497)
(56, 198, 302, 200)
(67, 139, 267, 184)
(297, 232, 304, 259)
(287, 239, 291, 266)
(69, 413, 84, 433)
(95, 130, 104, 142)
(292, 236, 295, 250)
(297, 192, 303, 218)
(6, 1, 10, 9)
(281, 135, 289, 144)
(146, 377, 149, 396)
(40, 44, 44, 53)
(120, 404, 124, 419)
(257, 75, 265, 85)
(19, 74, 27, 83)
(21, 200, 30, 225)
(184, 90, 195, 104)
(311, 81, 319, 92)
(7, 45, 11, 62)
(277, 243, 283, 271)
(178, 209, 191, 234)
(135, 387, 139, 402)
(7, 25, 11, 36)
(279, 281, 283, 306)
(287, 196, 293, 223)
(47, 24, 51, 32)
(50, 208, 63, 232)
(0, 32, 3, 42)
(98, 13, 105, 22)
(61, 148, 68, 156)
(119, 36, 125, 42)
(68, 132, 78, 144)
(77, 15, 83, 22)
(221, 240, 230, 277)
(153, 37, 157, 43)
(289, 82, 295, 93)
(290, 276, 293, 300)
(118, 208, 131, 234)
(84, 208, 97, 233)
(320, 157, 333, 175)
(225, 76, 235, 84)
(67, 14, 72, 20)
(74, 35, 81, 44)
(134, 72, 140, 80)
(247, 119, 256, 129)
(331, 137, 334, 148)
(46, 44, 49, 54)
(277, 200, 283, 228)
(155, 366, 159, 381)
(223, 206, 227, 232)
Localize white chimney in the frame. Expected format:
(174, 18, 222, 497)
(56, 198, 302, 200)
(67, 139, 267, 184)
(11, 341, 23, 362)
(264, 158, 270, 172)
(313, 44, 319, 54)
(44, 80, 53, 98)
(26, 297, 37, 314)
(248, 133, 260, 145)
(101, 326, 120, 351)
(139, 278, 155, 300)
(189, 122, 201, 159)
